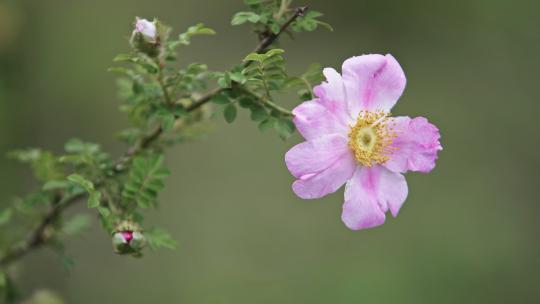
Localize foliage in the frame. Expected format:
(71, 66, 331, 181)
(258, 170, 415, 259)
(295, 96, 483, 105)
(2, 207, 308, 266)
(145, 228, 178, 250)
(122, 154, 170, 209)
(0, 0, 331, 302)
(243, 48, 287, 94)
(232, 0, 331, 36)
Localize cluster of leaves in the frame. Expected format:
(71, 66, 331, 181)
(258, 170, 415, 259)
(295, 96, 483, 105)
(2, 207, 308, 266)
(285, 63, 325, 100)
(111, 23, 216, 144)
(0, 140, 112, 275)
(232, 0, 332, 35)
(210, 59, 295, 139)
(1, 0, 332, 301)
(122, 154, 170, 210)
(209, 48, 325, 140)
(205, 0, 331, 139)
(243, 49, 287, 94)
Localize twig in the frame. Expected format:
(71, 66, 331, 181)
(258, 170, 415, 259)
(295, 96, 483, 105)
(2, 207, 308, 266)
(237, 86, 293, 116)
(0, 193, 85, 267)
(253, 6, 307, 54)
(0, 6, 307, 268)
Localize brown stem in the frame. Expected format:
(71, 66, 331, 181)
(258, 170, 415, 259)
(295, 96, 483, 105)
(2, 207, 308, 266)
(254, 6, 307, 54)
(0, 193, 85, 267)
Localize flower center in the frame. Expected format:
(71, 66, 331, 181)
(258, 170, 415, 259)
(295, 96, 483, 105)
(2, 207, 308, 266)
(121, 231, 134, 243)
(348, 110, 396, 167)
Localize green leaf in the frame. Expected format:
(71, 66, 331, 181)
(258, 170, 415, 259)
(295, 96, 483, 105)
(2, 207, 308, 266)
(8, 148, 41, 163)
(0, 209, 12, 226)
(210, 94, 229, 104)
(249, 105, 268, 122)
(9, 149, 64, 182)
(88, 191, 101, 208)
(224, 104, 238, 123)
(42, 180, 72, 191)
(122, 154, 170, 209)
(145, 228, 178, 250)
(57, 155, 93, 166)
(258, 118, 275, 132)
(113, 53, 159, 74)
(270, 23, 281, 34)
(242, 49, 287, 94)
(107, 67, 134, 76)
(229, 71, 247, 84)
(217, 72, 232, 88)
(113, 53, 134, 62)
(231, 12, 261, 26)
(243, 53, 265, 63)
(305, 11, 324, 19)
(285, 63, 323, 101)
(275, 118, 296, 140)
(264, 48, 285, 57)
(67, 174, 94, 193)
(316, 21, 334, 32)
(292, 11, 333, 33)
(177, 23, 216, 46)
(97, 206, 111, 218)
(238, 96, 253, 108)
(64, 138, 100, 154)
(161, 113, 176, 131)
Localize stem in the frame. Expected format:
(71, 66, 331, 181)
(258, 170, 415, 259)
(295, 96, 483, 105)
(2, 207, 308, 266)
(0, 193, 85, 267)
(259, 64, 272, 99)
(301, 76, 314, 99)
(264, 99, 293, 116)
(253, 6, 307, 55)
(238, 86, 293, 116)
(275, 0, 292, 21)
(0, 6, 307, 269)
(156, 60, 174, 106)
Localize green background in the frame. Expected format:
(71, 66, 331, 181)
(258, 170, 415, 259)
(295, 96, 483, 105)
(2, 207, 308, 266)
(1, 0, 540, 303)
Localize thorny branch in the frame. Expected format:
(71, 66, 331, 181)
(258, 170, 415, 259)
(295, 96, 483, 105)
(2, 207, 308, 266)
(0, 6, 308, 268)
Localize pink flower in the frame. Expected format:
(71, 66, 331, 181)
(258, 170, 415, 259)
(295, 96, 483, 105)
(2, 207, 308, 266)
(285, 54, 442, 230)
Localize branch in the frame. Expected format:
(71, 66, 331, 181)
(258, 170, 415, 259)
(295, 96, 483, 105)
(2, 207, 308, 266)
(254, 6, 307, 54)
(0, 7, 307, 268)
(237, 86, 293, 116)
(0, 193, 85, 267)
(186, 6, 308, 112)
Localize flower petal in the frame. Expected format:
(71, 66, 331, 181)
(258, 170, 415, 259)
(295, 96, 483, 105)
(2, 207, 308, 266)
(285, 134, 350, 179)
(135, 18, 157, 40)
(291, 150, 356, 200)
(341, 166, 408, 230)
(293, 68, 352, 140)
(385, 116, 442, 173)
(313, 68, 351, 116)
(342, 54, 406, 115)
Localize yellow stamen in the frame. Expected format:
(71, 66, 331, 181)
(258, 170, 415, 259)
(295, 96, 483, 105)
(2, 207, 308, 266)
(348, 110, 397, 167)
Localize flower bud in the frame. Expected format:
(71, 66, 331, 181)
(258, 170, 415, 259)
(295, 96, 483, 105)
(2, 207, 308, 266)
(130, 17, 159, 57)
(112, 221, 146, 256)
(134, 18, 156, 41)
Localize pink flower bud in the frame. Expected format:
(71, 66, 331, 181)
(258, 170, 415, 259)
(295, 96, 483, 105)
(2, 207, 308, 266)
(133, 18, 157, 41)
(130, 17, 160, 57)
(112, 221, 146, 256)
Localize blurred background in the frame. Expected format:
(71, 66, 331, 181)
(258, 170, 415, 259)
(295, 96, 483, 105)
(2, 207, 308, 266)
(1, 0, 540, 303)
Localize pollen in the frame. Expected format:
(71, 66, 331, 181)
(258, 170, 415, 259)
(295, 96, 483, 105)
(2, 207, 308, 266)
(348, 110, 397, 167)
